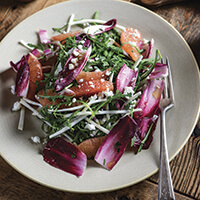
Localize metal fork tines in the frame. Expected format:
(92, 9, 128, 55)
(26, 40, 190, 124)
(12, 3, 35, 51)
(158, 57, 175, 200)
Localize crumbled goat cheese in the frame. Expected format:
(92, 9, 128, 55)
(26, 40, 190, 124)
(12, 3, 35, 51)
(105, 70, 111, 76)
(10, 85, 15, 95)
(79, 40, 85, 44)
(78, 44, 83, 50)
(85, 123, 96, 131)
(103, 88, 114, 97)
(95, 68, 101, 72)
(88, 66, 93, 70)
(142, 38, 149, 44)
(130, 41, 137, 47)
(71, 58, 78, 64)
(89, 94, 98, 101)
(31, 136, 40, 144)
(79, 79, 84, 83)
(68, 63, 75, 70)
(73, 49, 79, 56)
(90, 85, 95, 88)
(12, 101, 21, 111)
(123, 86, 135, 99)
(131, 29, 140, 38)
(72, 98, 76, 103)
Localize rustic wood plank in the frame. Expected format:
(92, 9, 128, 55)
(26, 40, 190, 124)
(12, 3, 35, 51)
(149, 136, 200, 199)
(0, 0, 13, 23)
(0, 0, 48, 41)
(139, 0, 188, 7)
(0, 155, 194, 200)
(152, 1, 200, 66)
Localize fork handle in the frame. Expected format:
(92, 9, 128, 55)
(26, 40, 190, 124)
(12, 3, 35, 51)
(158, 110, 175, 200)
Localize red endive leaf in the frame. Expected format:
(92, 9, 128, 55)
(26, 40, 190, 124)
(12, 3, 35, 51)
(15, 56, 30, 97)
(55, 45, 92, 91)
(43, 137, 87, 177)
(134, 79, 164, 118)
(95, 115, 137, 170)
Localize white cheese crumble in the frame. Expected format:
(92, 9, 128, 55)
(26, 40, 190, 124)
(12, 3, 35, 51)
(79, 79, 84, 83)
(68, 63, 75, 70)
(123, 86, 135, 99)
(12, 101, 21, 111)
(72, 98, 76, 103)
(130, 41, 137, 47)
(88, 66, 93, 70)
(10, 85, 15, 95)
(89, 94, 98, 101)
(30, 136, 41, 144)
(103, 88, 114, 97)
(78, 44, 83, 50)
(71, 58, 78, 64)
(73, 49, 79, 56)
(105, 70, 111, 76)
(131, 29, 140, 38)
(85, 123, 96, 131)
(142, 38, 149, 44)
(79, 40, 85, 44)
(95, 68, 101, 72)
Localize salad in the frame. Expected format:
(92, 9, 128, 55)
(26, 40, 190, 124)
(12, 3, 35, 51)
(10, 12, 168, 177)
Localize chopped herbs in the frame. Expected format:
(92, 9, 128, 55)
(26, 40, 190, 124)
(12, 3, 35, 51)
(115, 141, 122, 152)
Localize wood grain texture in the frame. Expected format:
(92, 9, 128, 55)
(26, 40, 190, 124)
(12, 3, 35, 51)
(149, 136, 200, 199)
(0, 0, 200, 199)
(151, 1, 200, 66)
(0, 155, 194, 200)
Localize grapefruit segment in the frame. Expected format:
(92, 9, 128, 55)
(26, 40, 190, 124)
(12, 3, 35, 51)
(77, 136, 106, 159)
(27, 53, 44, 100)
(120, 27, 142, 61)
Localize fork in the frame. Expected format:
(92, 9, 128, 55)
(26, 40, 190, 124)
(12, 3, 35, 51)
(158, 58, 175, 200)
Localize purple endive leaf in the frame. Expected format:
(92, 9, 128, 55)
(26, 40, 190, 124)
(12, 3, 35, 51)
(95, 115, 137, 170)
(115, 64, 138, 109)
(116, 64, 138, 93)
(83, 38, 91, 47)
(39, 30, 51, 44)
(10, 49, 42, 72)
(134, 79, 164, 118)
(15, 56, 30, 97)
(10, 57, 25, 73)
(43, 49, 54, 59)
(75, 33, 91, 47)
(149, 63, 168, 79)
(31, 49, 43, 58)
(83, 19, 116, 35)
(43, 137, 87, 177)
(133, 112, 159, 150)
(55, 45, 92, 91)
(139, 39, 154, 59)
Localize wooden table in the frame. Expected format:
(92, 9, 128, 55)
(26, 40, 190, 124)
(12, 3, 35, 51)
(0, 0, 199, 199)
